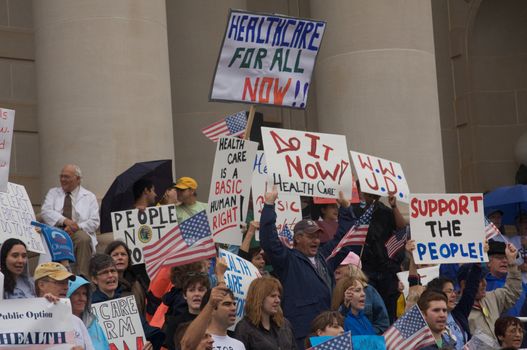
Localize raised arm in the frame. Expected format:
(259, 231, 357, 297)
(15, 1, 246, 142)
(388, 193, 407, 230)
(493, 243, 522, 313)
(239, 221, 258, 259)
(259, 186, 291, 271)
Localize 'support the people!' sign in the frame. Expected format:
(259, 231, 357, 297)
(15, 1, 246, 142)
(0, 108, 15, 193)
(0, 298, 74, 348)
(210, 10, 325, 108)
(111, 205, 178, 264)
(208, 137, 258, 245)
(252, 151, 301, 239)
(410, 193, 488, 264)
(92, 296, 145, 350)
(261, 127, 353, 199)
(0, 182, 46, 253)
(350, 151, 410, 203)
(218, 249, 260, 328)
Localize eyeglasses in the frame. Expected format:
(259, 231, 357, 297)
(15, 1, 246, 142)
(96, 268, 118, 276)
(43, 278, 69, 286)
(186, 271, 208, 277)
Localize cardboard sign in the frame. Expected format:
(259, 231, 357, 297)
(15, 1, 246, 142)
(92, 296, 145, 350)
(261, 127, 353, 199)
(210, 10, 325, 109)
(218, 249, 260, 328)
(397, 265, 440, 298)
(352, 335, 387, 350)
(208, 137, 258, 245)
(350, 151, 410, 203)
(0, 271, 3, 301)
(410, 194, 488, 264)
(0, 298, 74, 348)
(252, 151, 301, 239)
(111, 205, 178, 264)
(0, 108, 14, 193)
(0, 182, 46, 253)
(33, 222, 75, 263)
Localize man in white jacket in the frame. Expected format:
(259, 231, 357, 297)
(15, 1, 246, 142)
(41, 164, 99, 277)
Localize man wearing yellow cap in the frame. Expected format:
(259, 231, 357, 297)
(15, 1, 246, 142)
(174, 177, 207, 223)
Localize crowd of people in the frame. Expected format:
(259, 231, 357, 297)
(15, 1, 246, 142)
(1, 163, 527, 350)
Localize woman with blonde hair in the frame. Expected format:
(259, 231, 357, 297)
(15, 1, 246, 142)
(332, 276, 376, 336)
(332, 252, 389, 334)
(234, 277, 296, 350)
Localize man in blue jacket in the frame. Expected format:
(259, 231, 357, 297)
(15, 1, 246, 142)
(260, 187, 356, 349)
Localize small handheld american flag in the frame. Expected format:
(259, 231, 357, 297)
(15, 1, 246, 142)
(202, 111, 247, 142)
(484, 216, 502, 241)
(278, 224, 294, 249)
(384, 305, 436, 350)
(326, 204, 374, 261)
(307, 331, 352, 349)
(385, 226, 409, 259)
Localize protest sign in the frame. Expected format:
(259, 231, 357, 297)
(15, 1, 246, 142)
(0, 182, 45, 253)
(0, 271, 3, 301)
(92, 296, 145, 350)
(410, 194, 488, 264)
(111, 204, 178, 264)
(397, 265, 440, 298)
(218, 249, 260, 327)
(0, 108, 14, 193)
(208, 137, 258, 245)
(352, 335, 387, 350)
(0, 298, 74, 348)
(350, 151, 410, 203)
(252, 151, 301, 239)
(210, 10, 325, 109)
(33, 221, 75, 263)
(261, 127, 353, 199)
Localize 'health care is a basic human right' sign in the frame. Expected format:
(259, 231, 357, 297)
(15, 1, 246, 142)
(210, 10, 325, 108)
(410, 193, 488, 264)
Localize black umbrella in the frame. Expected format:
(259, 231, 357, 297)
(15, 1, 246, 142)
(100, 159, 173, 233)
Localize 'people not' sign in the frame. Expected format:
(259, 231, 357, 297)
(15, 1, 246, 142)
(410, 193, 488, 264)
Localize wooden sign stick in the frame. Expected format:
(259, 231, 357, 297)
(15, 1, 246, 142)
(243, 105, 256, 140)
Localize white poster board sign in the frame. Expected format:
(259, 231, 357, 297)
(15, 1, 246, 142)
(218, 248, 261, 328)
(92, 296, 145, 350)
(0, 298, 74, 348)
(0, 182, 46, 253)
(350, 151, 410, 203)
(0, 108, 15, 193)
(261, 127, 353, 199)
(111, 204, 178, 264)
(397, 265, 440, 298)
(208, 137, 258, 245)
(252, 151, 302, 240)
(410, 193, 488, 264)
(0, 271, 3, 301)
(210, 10, 326, 108)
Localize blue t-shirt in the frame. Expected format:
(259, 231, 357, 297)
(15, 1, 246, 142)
(344, 310, 377, 336)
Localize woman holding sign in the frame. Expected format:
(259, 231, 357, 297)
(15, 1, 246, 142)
(0, 238, 35, 299)
(234, 276, 296, 350)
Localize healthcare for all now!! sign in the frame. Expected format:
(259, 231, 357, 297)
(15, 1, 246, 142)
(210, 9, 325, 108)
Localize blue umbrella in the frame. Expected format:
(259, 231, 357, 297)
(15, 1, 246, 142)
(483, 184, 527, 225)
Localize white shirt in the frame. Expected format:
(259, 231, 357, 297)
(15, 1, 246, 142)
(211, 334, 246, 350)
(71, 314, 95, 350)
(41, 185, 100, 248)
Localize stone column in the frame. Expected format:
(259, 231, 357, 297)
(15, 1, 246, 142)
(166, 0, 247, 200)
(310, 0, 446, 193)
(33, 0, 174, 198)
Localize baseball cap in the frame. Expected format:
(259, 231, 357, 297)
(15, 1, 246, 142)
(487, 240, 506, 256)
(294, 219, 322, 235)
(175, 177, 198, 190)
(340, 252, 362, 269)
(34, 262, 75, 281)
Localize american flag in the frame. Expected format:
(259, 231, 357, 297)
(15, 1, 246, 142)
(385, 226, 409, 259)
(307, 331, 352, 349)
(143, 211, 216, 279)
(326, 204, 374, 261)
(278, 224, 294, 249)
(201, 111, 247, 142)
(383, 305, 436, 350)
(484, 216, 502, 240)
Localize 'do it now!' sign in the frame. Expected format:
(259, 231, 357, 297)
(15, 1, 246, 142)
(410, 193, 488, 264)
